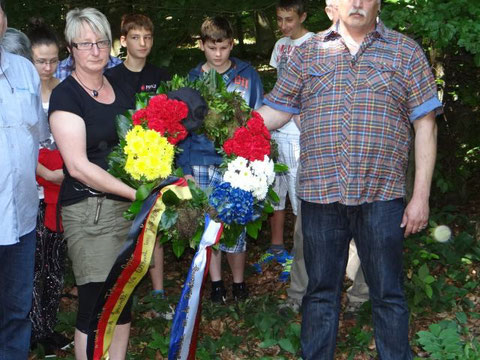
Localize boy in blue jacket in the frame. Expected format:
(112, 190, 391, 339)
(177, 16, 263, 303)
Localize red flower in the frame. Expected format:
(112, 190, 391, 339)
(138, 94, 189, 143)
(223, 112, 271, 161)
(132, 109, 147, 125)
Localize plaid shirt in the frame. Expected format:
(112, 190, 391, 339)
(54, 55, 122, 81)
(264, 21, 442, 205)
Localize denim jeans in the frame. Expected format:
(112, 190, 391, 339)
(0, 229, 36, 360)
(301, 199, 412, 360)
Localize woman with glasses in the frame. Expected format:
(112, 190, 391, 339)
(26, 18, 73, 355)
(49, 8, 136, 360)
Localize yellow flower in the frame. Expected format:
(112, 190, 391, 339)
(123, 126, 174, 181)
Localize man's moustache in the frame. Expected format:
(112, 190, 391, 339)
(348, 9, 367, 17)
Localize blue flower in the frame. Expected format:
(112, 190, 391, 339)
(209, 182, 254, 225)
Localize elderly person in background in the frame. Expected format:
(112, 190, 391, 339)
(49, 7, 135, 360)
(0, 1, 48, 359)
(1, 27, 32, 60)
(258, 0, 441, 357)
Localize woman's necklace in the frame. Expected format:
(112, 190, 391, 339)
(74, 71, 104, 97)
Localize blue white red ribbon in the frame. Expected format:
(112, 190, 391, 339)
(168, 214, 223, 360)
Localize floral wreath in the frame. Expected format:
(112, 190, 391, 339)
(108, 70, 286, 255)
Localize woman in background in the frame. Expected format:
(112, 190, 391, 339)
(27, 18, 72, 354)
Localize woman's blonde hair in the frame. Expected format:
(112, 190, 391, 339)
(64, 7, 111, 46)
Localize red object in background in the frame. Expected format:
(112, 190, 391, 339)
(36, 148, 64, 232)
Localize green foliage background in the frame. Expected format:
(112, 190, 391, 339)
(7, 1, 480, 358)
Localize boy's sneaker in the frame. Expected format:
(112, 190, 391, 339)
(210, 282, 227, 304)
(253, 249, 276, 273)
(232, 282, 248, 301)
(274, 249, 293, 265)
(279, 297, 302, 314)
(278, 257, 293, 282)
(253, 249, 293, 273)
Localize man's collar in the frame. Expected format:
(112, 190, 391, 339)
(373, 20, 391, 43)
(321, 19, 391, 43)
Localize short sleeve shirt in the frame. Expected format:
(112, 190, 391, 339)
(270, 32, 315, 135)
(105, 63, 171, 108)
(49, 74, 131, 205)
(264, 21, 443, 205)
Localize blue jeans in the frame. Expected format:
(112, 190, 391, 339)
(0, 229, 36, 360)
(301, 199, 412, 360)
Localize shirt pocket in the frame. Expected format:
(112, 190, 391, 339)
(307, 62, 335, 94)
(365, 61, 397, 93)
(16, 86, 40, 128)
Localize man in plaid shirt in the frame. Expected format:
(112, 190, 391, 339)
(258, 0, 442, 358)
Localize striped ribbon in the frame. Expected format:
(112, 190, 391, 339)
(86, 177, 191, 360)
(168, 215, 223, 360)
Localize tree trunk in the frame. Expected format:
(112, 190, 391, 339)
(253, 11, 276, 57)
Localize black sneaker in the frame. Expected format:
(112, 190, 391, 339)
(210, 281, 227, 304)
(232, 282, 248, 302)
(47, 331, 74, 350)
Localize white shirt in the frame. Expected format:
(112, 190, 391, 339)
(0, 47, 47, 245)
(270, 32, 315, 135)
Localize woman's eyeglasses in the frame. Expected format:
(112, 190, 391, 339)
(71, 40, 111, 51)
(33, 58, 59, 66)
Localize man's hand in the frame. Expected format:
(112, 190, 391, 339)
(401, 196, 429, 237)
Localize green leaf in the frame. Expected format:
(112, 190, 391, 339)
(429, 323, 443, 337)
(173, 167, 184, 177)
(268, 187, 280, 203)
(259, 339, 277, 348)
(115, 113, 133, 140)
(190, 226, 204, 248)
(127, 200, 143, 216)
(418, 263, 430, 280)
(188, 181, 208, 207)
(274, 163, 289, 173)
(160, 208, 178, 230)
(278, 338, 296, 354)
(246, 218, 263, 239)
(136, 183, 154, 201)
(172, 237, 186, 258)
(425, 284, 433, 298)
(424, 275, 436, 284)
(222, 224, 244, 247)
(456, 312, 468, 324)
(162, 189, 180, 206)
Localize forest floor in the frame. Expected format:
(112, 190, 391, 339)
(29, 192, 480, 359)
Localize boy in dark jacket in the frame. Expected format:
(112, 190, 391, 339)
(177, 16, 263, 303)
(107, 14, 172, 315)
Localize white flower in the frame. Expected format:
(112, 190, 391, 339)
(223, 156, 273, 201)
(250, 155, 275, 186)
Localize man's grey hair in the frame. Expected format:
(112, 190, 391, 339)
(1, 27, 32, 61)
(64, 7, 112, 46)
